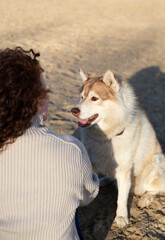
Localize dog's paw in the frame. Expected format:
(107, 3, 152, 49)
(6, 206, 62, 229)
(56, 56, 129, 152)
(114, 216, 129, 228)
(138, 192, 156, 208)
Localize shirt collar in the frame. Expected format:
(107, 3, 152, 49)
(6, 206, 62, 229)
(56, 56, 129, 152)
(32, 113, 44, 127)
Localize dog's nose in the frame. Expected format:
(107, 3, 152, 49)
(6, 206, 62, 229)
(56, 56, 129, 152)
(71, 107, 80, 117)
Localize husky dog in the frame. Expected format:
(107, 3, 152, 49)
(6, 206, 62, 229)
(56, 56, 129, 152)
(71, 69, 165, 228)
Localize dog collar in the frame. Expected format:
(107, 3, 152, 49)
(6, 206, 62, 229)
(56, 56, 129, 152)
(116, 129, 125, 136)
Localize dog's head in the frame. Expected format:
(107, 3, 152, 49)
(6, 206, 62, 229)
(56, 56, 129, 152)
(71, 69, 123, 129)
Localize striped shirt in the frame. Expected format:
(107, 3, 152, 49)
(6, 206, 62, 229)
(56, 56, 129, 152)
(0, 113, 99, 240)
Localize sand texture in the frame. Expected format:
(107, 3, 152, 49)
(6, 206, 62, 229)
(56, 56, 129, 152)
(0, 0, 165, 239)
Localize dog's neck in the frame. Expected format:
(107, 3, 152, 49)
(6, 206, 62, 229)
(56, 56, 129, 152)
(84, 124, 125, 141)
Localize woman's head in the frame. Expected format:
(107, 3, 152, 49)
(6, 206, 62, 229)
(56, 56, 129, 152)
(0, 46, 48, 151)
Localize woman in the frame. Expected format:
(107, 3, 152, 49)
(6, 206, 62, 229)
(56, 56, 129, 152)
(0, 47, 99, 240)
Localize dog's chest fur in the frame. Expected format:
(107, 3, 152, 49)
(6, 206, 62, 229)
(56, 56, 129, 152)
(79, 127, 119, 178)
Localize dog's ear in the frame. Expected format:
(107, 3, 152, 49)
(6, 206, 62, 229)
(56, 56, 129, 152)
(79, 68, 88, 82)
(103, 70, 119, 92)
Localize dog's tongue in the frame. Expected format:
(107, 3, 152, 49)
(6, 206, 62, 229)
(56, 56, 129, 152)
(78, 118, 88, 127)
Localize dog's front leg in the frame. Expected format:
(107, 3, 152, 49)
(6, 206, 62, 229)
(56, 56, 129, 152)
(114, 168, 131, 228)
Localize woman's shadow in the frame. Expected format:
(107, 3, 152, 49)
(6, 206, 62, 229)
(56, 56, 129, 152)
(76, 66, 165, 240)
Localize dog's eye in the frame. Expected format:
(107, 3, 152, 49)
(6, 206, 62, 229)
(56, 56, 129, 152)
(91, 96, 99, 101)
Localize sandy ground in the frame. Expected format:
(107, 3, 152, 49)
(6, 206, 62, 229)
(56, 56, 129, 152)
(0, 0, 165, 239)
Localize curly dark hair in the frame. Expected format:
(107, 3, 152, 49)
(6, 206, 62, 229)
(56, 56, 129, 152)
(0, 47, 47, 151)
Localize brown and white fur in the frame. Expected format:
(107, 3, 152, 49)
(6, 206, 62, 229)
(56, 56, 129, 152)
(71, 69, 165, 228)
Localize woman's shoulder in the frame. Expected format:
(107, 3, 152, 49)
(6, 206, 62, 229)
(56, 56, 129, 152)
(46, 127, 85, 152)
(27, 125, 85, 154)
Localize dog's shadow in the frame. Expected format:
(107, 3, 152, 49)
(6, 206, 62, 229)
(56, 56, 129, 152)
(75, 66, 165, 240)
(78, 181, 118, 240)
(129, 66, 165, 152)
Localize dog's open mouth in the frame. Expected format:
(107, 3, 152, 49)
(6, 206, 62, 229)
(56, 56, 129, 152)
(78, 114, 99, 128)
